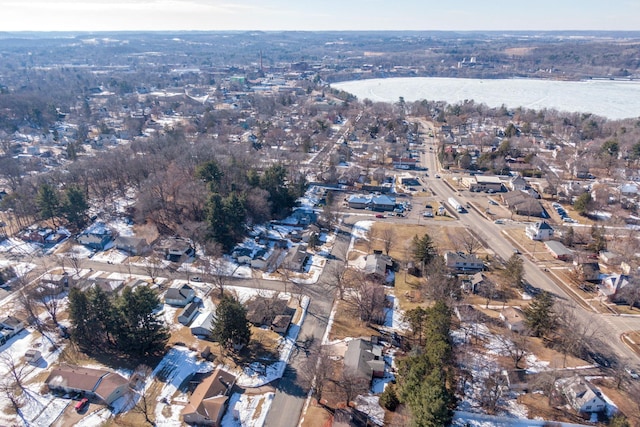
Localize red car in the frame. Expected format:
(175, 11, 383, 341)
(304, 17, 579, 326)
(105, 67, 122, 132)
(375, 214, 385, 218)
(75, 397, 89, 412)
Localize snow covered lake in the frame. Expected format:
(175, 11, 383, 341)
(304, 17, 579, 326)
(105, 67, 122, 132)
(332, 77, 640, 120)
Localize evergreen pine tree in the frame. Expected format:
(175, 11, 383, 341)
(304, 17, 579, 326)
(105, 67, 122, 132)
(210, 295, 251, 351)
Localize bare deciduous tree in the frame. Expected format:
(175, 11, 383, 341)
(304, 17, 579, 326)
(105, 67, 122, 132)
(479, 368, 506, 414)
(337, 369, 369, 407)
(322, 262, 351, 300)
(381, 228, 395, 255)
(128, 364, 156, 426)
(495, 330, 529, 369)
(142, 254, 163, 285)
(31, 283, 63, 326)
(300, 343, 333, 401)
(455, 230, 483, 255)
(346, 278, 386, 325)
(208, 257, 232, 298)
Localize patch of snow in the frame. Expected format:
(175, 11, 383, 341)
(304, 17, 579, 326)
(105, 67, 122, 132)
(222, 392, 275, 427)
(383, 294, 410, 331)
(354, 395, 384, 426)
(236, 296, 309, 387)
(0, 237, 42, 256)
(91, 249, 129, 264)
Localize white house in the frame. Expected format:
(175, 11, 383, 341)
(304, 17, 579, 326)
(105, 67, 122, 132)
(164, 284, 195, 307)
(178, 302, 200, 326)
(509, 175, 528, 192)
(525, 221, 554, 241)
(190, 311, 215, 337)
(560, 376, 608, 415)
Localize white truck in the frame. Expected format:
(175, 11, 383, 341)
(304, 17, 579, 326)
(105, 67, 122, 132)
(448, 196, 464, 213)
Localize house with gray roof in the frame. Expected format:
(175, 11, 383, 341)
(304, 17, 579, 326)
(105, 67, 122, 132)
(343, 338, 385, 383)
(114, 235, 148, 255)
(164, 284, 195, 307)
(545, 240, 573, 261)
(559, 376, 608, 415)
(179, 302, 200, 325)
(364, 253, 393, 282)
(371, 195, 396, 211)
(526, 221, 554, 241)
(347, 195, 370, 210)
(190, 311, 215, 337)
(444, 251, 484, 272)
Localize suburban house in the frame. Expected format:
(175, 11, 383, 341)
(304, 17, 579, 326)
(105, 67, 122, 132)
(245, 296, 293, 328)
(155, 237, 195, 263)
(191, 311, 215, 337)
(545, 240, 573, 261)
(77, 222, 114, 251)
(232, 247, 253, 265)
(364, 253, 393, 282)
(509, 175, 528, 192)
(179, 302, 200, 325)
(559, 376, 608, 416)
(444, 251, 484, 272)
(343, 338, 385, 383)
(164, 284, 195, 307)
(114, 235, 148, 256)
(465, 272, 488, 294)
(0, 316, 25, 345)
(597, 274, 630, 300)
(573, 262, 601, 283)
(283, 244, 308, 272)
(45, 364, 129, 405)
(499, 307, 527, 333)
(182, 367, 236, 426)
(525, 221, 554, 241)
(75, 278, 125, 294)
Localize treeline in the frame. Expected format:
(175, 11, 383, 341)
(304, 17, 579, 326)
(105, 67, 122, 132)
(68, 285, 169, 358)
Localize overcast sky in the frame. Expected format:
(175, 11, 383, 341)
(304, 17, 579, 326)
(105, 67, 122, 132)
(0, 0, 639, 32)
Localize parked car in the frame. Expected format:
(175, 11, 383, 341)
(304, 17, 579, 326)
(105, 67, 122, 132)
(625, 367, 639, 379)
(75, 397, 89, 412)
(494, 219, 505, 224)
(589, 352, 612, 368)
(435, 174, 441, 178)
(191, 277, 202, 282)
(375, 214, 385, 218)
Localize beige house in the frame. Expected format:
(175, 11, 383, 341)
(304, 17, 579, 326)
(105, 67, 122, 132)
(182, 367, 236, 426)
(45, 364, 129, 405)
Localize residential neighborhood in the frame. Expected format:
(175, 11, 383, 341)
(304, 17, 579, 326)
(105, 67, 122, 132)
(0, 31, 639, 427)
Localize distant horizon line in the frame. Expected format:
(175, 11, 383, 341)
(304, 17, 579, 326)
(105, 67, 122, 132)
(1, 29, 640, 35)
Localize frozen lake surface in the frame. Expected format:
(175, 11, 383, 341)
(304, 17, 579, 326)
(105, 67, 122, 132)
(332, 77, 640, 120)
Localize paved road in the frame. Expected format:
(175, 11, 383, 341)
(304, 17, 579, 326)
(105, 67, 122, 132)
(415, 119, 640, 368)
(264, 222, 351, 427)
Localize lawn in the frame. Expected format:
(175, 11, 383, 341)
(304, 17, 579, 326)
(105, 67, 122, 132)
(328, 299, 381, 341)
(301, 403, 332, 427)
